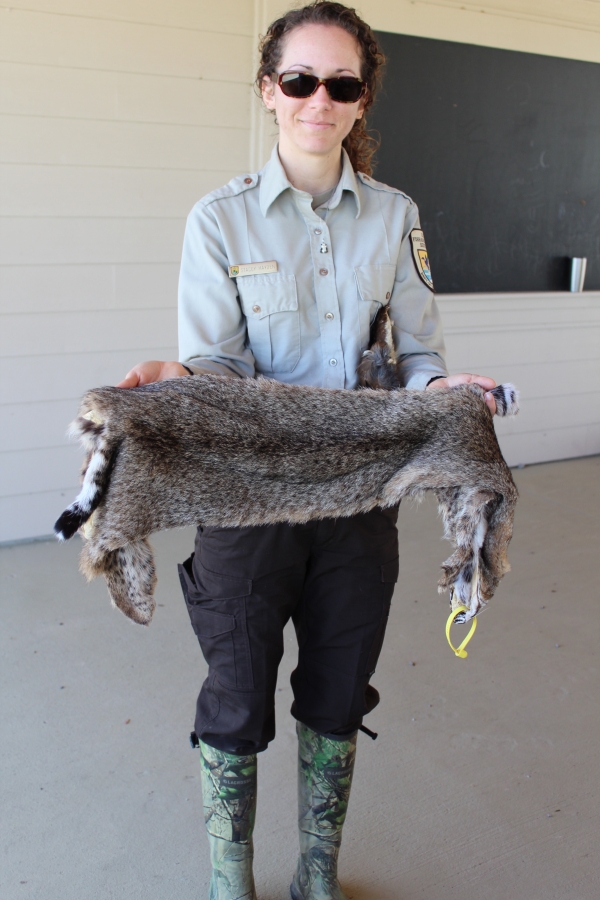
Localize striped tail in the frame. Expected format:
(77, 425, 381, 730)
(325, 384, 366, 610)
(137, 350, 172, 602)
(54, 413, 114, 540)
(489, 383, 519, 417)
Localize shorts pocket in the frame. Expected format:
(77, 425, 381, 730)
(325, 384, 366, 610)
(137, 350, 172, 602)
(237, 273, 300, 373)
(178, 554, 254, 690)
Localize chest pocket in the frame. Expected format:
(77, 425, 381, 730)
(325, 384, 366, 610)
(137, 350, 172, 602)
(354, 264, 396, 346)
(237, 273, 300, 373)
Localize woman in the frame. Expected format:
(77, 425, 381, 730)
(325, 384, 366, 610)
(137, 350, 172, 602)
(118, 4, 497, 898)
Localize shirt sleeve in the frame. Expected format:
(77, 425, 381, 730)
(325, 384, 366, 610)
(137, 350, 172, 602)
(389, 200, 448, 390)
(178, 200, 255, 379)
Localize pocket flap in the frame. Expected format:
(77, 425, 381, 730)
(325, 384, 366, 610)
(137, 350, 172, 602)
(192, 608, 236, 638)
(196, 561, 252, 600)
(238, 273, 298, 319)
(354, 265, 396, 302)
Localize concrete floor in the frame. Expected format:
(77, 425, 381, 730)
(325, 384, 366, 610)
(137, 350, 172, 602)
(1, 456, 599, 900)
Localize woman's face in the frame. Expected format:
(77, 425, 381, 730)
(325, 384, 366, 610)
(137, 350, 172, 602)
(262, 24, 365, 163)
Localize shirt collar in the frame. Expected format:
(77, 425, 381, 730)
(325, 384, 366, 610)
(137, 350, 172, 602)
(259, 143, 361, 219)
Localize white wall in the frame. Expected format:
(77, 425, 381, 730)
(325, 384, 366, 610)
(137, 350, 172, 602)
(256, 0, 600, 62)
(2, 1, 599, 542)
(0, 1, 256, 542)
(437, 293, 600, 467)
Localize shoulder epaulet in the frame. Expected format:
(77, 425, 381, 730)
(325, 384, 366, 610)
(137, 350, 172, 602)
(356, 171, 413, 203)
(200, 172, 259, 207)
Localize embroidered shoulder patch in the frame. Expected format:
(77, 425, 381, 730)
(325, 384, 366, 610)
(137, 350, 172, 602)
(410, 229, 434, 291)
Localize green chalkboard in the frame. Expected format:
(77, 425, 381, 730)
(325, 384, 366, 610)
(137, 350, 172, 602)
(370, 32, 600, 293)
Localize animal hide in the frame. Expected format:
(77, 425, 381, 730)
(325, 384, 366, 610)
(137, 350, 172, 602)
(55, 371, 518, 626)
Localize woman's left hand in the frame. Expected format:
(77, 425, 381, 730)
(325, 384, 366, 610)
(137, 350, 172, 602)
(426, 373, 497, 414)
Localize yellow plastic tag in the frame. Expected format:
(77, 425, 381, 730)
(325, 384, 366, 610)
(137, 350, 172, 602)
(446, 606, 477, 658)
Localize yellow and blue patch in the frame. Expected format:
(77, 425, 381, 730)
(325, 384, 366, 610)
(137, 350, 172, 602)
(410, 229, 434, 291)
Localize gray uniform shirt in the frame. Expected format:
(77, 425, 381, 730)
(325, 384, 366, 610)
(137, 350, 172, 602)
(179, 145, 447, 390)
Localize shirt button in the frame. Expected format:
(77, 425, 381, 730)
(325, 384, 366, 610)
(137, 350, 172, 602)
(314, 228, 322, 235)
(252, 304, 261, 313)
(319, 268, 328, 276)
(325, 312, 334, 320)
(244, 177, 252, 184)
(329, 358, 338, 367)
(386, 291, 391, 300)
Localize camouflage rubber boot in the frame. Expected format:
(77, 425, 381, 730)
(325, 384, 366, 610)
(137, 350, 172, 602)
(290, 722, 357, 900)
(199, 740, 258, 900)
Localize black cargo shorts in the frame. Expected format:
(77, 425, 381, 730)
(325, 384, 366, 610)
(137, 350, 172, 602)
(178, 506, 399, 755)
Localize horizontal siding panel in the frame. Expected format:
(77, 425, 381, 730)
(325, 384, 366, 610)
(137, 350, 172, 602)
(0, 8, 252, 81)
(0, 444, 82, 497)
(0, 263, 179, 314)
(418, 1, 600, 32)
(7, 1, 600, 35)
(0, 309, 178, 357)
(494, 391, 600, 437)
(359, 0, 600, 65)
(0, 165, 234, 218)
(1, 264, 113, 314)
(0, 63, 253, 129)
(116, 76, 253, 130)
(452, 358, 600, 400)
(0, 489, 79, 543)
(0, 347, 178, 405)
(0, 62, 114, 119)
(438, 296, 600, 331)
(1, 399, 82, 452)
(437, 289, 600, 304)
(114, 264, 178, 313)
(438, 291, 600, 467)
(0, 116, 249, 170)
(4, 1, 254, 35)
(444, 327, 599, 369)
(0, 218, 185, 265)
(499, 423, 600, 468)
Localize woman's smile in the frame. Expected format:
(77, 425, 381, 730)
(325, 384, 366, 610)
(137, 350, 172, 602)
(299, 118, 334, 129)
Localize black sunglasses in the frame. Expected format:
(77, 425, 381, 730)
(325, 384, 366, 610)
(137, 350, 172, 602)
(276, 71, 366, 104)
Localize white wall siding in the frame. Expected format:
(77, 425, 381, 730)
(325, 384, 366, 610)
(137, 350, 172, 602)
(0, 1, 254, 542)
(0, 8, 251, 78)
(437, 292, 600, 467)
(2, 1, 255, 34)
(1, 263, 180, 314)
(0, 348, 179, 406)
(356, 1, 600, 64)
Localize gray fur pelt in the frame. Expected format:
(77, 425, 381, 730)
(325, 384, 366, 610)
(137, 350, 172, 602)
(55, 363, 518, 626)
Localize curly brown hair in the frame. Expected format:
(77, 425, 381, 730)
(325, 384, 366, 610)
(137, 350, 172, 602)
(255, 1, 385, 176)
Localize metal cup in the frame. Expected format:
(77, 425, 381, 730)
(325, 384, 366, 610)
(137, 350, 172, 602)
(570, 257, 587, 292)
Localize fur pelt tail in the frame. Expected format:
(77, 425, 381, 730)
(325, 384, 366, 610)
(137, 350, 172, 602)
(489, 383, 519, 417)
(54, 412, 115, 540)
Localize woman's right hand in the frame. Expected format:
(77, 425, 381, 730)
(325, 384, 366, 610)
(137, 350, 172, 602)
(116, 360, 190, 388)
